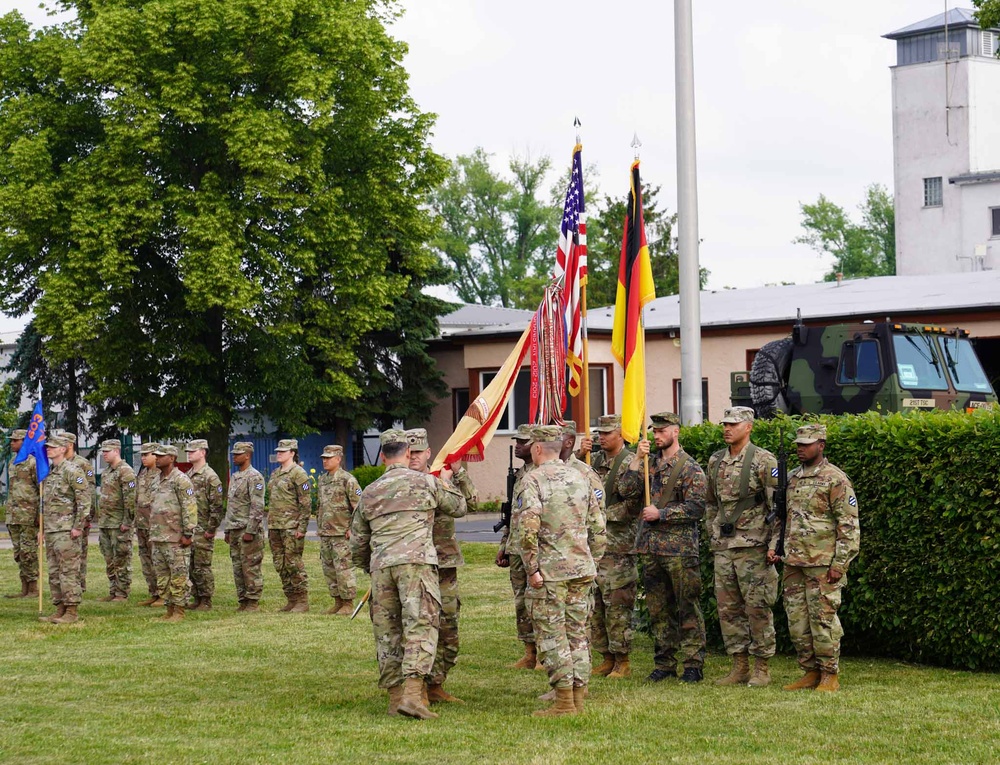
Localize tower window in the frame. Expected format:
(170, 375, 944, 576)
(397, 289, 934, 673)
(923, 177, 943, 207)
(991, 208, 1000, 238)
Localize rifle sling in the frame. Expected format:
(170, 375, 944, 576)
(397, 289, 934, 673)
(656, 453, 691, 510)
(603, 449, 632, 507)
(713, 443, 764, 527)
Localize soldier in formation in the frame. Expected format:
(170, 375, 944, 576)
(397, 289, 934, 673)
(96, 439, 137, 602)
(185, 439, 224, 610)
(5, 429, 40, 600)
(223, 442, 266, 612)
(267, 439, 312, 613)
(135, 443, 163, 606)
(57, 432, 95, 593)
(149, 444, 197, 622)
(316, 444, 362, 616)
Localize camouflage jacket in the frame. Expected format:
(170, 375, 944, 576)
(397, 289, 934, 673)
(98, 460, 137, 529)
(135, 465, 159, 531)
(705, 441, 779, 551)
(149, 467, 197, 543)
(431, 465, 477, 568)
(518, 459, 607, 582)
(350, 463, 467, 573)
(590, 447, 644, 554)
(7, 455, 39, 526)
(500, 462, 535, 556)
(224, 465, 266, 535)
(785, 458, 860, 573)
(71, 453, 96, 521)
(267, 463, 312, 532)
(187, 463, 225, 535)
(42, 459, 88, 533)
(317, 467, 361, 537)
(632, 448, 707, 557)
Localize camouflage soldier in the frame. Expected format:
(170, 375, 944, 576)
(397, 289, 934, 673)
(771, 424, 860, 693)
(267, 439, 312, 613)
(149, 445, 197, 622)
(706, 406, 780, 687)
(407, 428, 479, 704)
(587, 414, 644, 680)
(224, 442, 266, 612)
(316, 444, 361, 616)
(350, 429, 468, 720)
(185, 439, 224, 611)
(96, 439, 137, 601)
(520, 425, 607, 717)
(135, 443, 163, 606)
(38, 435, 88, 624)
(61, 433, 95, 593)
(5, 429, 40, 599)
(632, 412, 708, 683)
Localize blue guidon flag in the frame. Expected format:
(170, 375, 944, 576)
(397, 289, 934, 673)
(15, 400, 49, 483)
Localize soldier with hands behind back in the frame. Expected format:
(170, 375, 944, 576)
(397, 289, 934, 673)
(316, 444, 362, 616)
(149, 445, 197, 622)
(267, 439, 312, 613)
(97, 439, 137, 602)
(224, 442, 266, 612)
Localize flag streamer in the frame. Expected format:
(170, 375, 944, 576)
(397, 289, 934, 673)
(529, 283, 567, 426)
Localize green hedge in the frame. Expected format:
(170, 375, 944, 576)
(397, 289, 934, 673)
(351, 464, 385, 489)
(671, 410, 1000, 671)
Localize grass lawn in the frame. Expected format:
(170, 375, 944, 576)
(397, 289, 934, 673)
(0, 541, 997, 765)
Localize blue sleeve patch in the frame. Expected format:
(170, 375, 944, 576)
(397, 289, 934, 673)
(302, 482, 311, 491)
(186, 488, 194, 496)
(355, 489, 362, 496)
(848, 495, 857, 507)
(75, 477, 84, 484)
(128, 481, 136, 489)
(87, 470, 94, 477)
(517, 497, 522, 508)
(594, 489, 604, 499)
(217, 486, 223, 493)
(771, 467, 779, 477)
(255, 483, 263, 491)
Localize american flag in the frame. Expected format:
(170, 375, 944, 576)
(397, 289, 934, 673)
(553, 145, 587, 397)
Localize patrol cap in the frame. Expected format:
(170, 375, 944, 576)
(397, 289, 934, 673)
(185, 439, 208, 451)
(231, 441, 254, 455)
(794, 423, 827, 444)
(528, 425, 563, 444)
(512, 424, 532, 442)
(140, 442, 161, 455)
(560, 420, 578, 438)
(595, 414, 621, 433)
(46, 435, 69, 448)
(321, 444, 344, 458)
(650, 412, 681, 427)
(152, 444, 178, 457)
(379, 429, 409, 447)
(405, 428, 429, 451)
(720, 406, 755, 424)
(99, 439, 122, 452)
(11, 429, 27, 440)
(275, 439, 298, 452)
(61, 432, 78, 444)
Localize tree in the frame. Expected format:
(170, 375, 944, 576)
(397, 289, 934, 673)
(973, 1, 1000, 39)
(793, 184, 895, 281)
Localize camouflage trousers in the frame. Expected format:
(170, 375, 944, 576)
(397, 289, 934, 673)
(370, 563, 441, 690)
(45, 531, 82, 606)
(79, 523, 91, 592)
(643, 554, 706, 670)
(430, 567, 461, 685)
(135, 527, 158, 597)
(591, 553, 638, 655)
(713, 546, 778, 658)
(98, 527, 133, 597)
(229, 532, 264, 604)
(152, 541, 188, 607)
(268, 529, 308, 596)
(319, 535, 356, 600)
(188, 534, 216, 599)
(526, 576, 593, 690)
(783, 564, 846, 673)
(508, 554, 534, 644)
(8, 523, 40, 583)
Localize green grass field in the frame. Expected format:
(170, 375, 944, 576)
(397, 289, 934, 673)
(0, 542, 996, 765)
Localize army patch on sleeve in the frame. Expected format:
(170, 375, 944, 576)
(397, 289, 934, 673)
(217, 486, 223, 493)
(87, 470, 94, 477)
(76, 477, 84, 484)
(255, 483, 263, 490)
(355, 489, 362, 496)
(302, 482, 311, 491)
(186, 488, 194, 496)
(848, 495, 857, 506)
(128, 481, 136, 489)
(517, 498, 522, 508)
(771, 467, 779, 477)
(594, 489, 604, 500)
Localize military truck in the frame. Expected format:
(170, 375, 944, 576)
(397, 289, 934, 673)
(731, 321, 998, 417)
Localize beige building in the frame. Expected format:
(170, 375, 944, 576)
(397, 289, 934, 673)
(424, 272, 1000, 500)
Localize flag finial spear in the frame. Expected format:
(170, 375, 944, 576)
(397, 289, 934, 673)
(631, 132, 642, 160)
(574, 116, 582, 144)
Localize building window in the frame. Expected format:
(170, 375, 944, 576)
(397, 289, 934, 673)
(581, 366, 610, 429)
(452, 388, 469, 428)
(982, 30, 998, 57)
(672, 378, 709, 422)
(923, 177, 943, 207)
(991, 208, 1000, 238)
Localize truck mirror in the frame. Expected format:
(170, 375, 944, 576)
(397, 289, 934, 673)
(842, 341, 857, 381)
(793, 324, 809, 345)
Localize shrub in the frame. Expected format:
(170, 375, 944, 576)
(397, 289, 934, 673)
(351, 464, 385, 489)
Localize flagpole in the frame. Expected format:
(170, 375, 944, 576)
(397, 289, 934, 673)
(575, 118, 592, 466)
(631, 132, 651, 505)
(38, 486, 44, 616)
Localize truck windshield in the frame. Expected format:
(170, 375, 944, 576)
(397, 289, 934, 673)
(892, 334, 948, 391)
(937, 336, 994, 394)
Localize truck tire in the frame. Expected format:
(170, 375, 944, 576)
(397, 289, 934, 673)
(749, 338, 792, 418)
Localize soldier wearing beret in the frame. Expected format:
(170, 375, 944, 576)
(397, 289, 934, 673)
(316, 444, 362, 616)
(135, 443, 164, 606)
(97, 439, 137, 601)
(267, 439, 313, 613)
(224, 442, 266, 612)
(5, 429, 40, 600)
(58, 432, 96, 594)
(150, 445, 197, 622)
(770, 424, 860, 692)
(185, 439, 224, 610)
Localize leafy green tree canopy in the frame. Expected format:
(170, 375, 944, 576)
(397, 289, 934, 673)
(973, 1, 1000, 37)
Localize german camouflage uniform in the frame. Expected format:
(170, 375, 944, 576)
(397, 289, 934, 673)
(519, 460, 607, 690)
(186, 463, 224, 601)
(149, 468, 197, 607)
(783, 459, 860, 674)
(350, 463, 467, 690)
(42, 460, 88, 607)
(224, 465, 266, 605)
(71, 453, 96, 592)
(317, 467, 362, 600)
(135, 466, 160, 598)
(633, 449, 708, 672)
(7, 454, 40, 584)
(706, 442, 779, 658)
(98, 460, 137, 598)
(500, 463, 537, 644)
(267, 463, 312, 598)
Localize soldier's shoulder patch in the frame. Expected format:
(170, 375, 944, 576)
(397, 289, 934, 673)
(87, 470, 94, 477)
(355, 488, 362, 496)
(75, 477, 84, 484)
(217, 486, 223, 493)
(302, 482, 311, 491)
(848, 495, 857, 506)
(594, 488, 604, 499)
(517, 497, 522, 508)
(128, 481, 136, 489)
(771, 467, 779, 477)
(255, 483, 264, 491)
(186, 488, 194, 495)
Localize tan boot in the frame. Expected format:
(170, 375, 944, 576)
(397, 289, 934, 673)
(98, 594, 116, 602)
(537, 688, 557, 701)
(280, 595, 296, 612)
(158, 604, 175, 622)
(386, 684, 404, 716)
(607, 655, 631, 679)
(783, 669, 822, 691)
(509, 643, 538, 670)
(593, 652, 616, 677)
(150, 598, 165, 607)
(715, 652, 751, 686)
(573, 685, 587, 712)
(421, 680, 430, 708)
(111, 594, 128, 602)
(533, 687, 577, 717)
(289, 593, 309, 613)
(53, 605, 79, 624)
(335, 598, 354, 616)
(25, 580, 38, 598)
(165, 605, 185, 623)
(40, 604, 66, 623)
(397, 677, 439, 720)
(243, 601, 260, 613)
(815, 672, 840, 692)
(194, 597, 212, 611)
(427, 683, 464, 704)
(6, 577, 28, 598)
(325, 597, 343, 615)
(138, 595, 159, 607)
(747, 657, 771, 687)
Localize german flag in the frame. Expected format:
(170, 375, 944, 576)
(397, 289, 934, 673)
(611, 160, 656, 444)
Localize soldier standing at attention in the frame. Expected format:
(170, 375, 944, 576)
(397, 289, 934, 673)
(706, 406, 779, 687)
(5, 429, 40, 600)
(267, 439, 312, 613)
(150, 445, 197, 622)
(316, 444, 361, 616)
(351, 429, 467, 720)
(224, 442, 266, 612)
(632, 412, 708, 683)
(521, 425, 607, 717)
(770, 424, 860, 693)
(38, 435, 88, 624)
(135, 443, 163, 606)
(185, 439, 224, 611)
(96, 439, 137, 602)
(587, 414, 643, 680)
(406, 428, 478, 704)
(61, 432, 95, 594)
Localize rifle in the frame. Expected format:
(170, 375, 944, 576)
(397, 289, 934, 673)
(766, 427, 788, 560)
(492, 445, 516, 534)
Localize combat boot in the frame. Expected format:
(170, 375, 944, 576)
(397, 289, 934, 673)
(25, 580, 38, 598)
(98, 594, 116, 602)
(40, 604, 66, 623)
(5, 577, 28, 598)
(111, 594, 128, 602)
(158, 604, 175, 621)
(386, 684, 404, 716)
(782, 670, 821, 691)
(325, 597, 343, 615)
(509, 643, 537, 670)
(237, 600, 248, 612)
(164, 605, 185, 623)
(194, 597, 212, 611)
(150, 598, 165, 608)
(538, 689, 556, 701)
(279, 595, 296, 612)
(243, 601, 260, 613)
(747, 657, 771, 687)
(335, 598, 354, 616)
(53, 605, 80, 624)
(715, 652, 751, 686)
(680, 667, 703, 683)
(289, 593, 309, 613)
(572, 685, 587, 712)
(533, 687, 576, 717)
(397, 677, 439, 720)
(593, 652, 616, 676)
(138, 595, 160, 607)
(427, 683, 464, 704)
(607, 655, 631, 679)
(815, 672, 840, 692)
